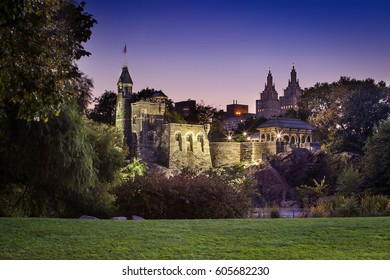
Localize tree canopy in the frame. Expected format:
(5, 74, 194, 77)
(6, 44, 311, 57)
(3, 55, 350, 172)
(0, 0, 96, 121)
(298, 77, 389, 153)
(363, 119, 390, 195)
(88, 90, 117, 125)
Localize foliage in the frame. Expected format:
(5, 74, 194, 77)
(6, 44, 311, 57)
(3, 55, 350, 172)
(164, 110, 187, 124)
(270, 205, 280, 218)
(119, 158, 147, 183)
(360, 193, 390, 216)
(1, 217, 390, 259)
(298, 77, 389, 153)
(308, 194, 390, 218)
(88, 90, 117, 125)
(112, 173, 252, 219)
(336, 165, 363, 195)
(235, 116, 267, 135)
(220, 162, 259, 195)
(297, 177, 329, 207)
(0, 0, 97, 121)
(184, 101, 216, 124)
(132, 87, 174, 110)
(362, 119, 390, 195)
(0, 107, 127, 217)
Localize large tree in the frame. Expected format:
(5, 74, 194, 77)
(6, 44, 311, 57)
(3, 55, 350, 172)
(362, 118, 390, 195)
(0, 105, 127, 217)
(0, 0, 96, 121)
(0, 0, 125, 217)
(298, 77, 389, 153)
(88, 90, 117, 125)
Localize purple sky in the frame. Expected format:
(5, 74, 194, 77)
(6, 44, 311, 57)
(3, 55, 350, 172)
(78, 0, 390, 113)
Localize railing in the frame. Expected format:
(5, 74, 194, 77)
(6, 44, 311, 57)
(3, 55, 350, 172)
(251, 208, 310, 218)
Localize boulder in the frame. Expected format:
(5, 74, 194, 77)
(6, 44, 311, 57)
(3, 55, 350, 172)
(111, 216, 127, 220)
(132, 215, 145, 220)
(79, 215, 99, 220)
(253, 166, 289, 206)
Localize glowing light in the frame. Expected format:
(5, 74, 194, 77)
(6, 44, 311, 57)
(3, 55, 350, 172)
(227, 135, 232, 141)
(276, 133, 281, 139)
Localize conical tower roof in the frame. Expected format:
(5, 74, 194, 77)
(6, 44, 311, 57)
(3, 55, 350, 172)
(118, 66, 133, 84)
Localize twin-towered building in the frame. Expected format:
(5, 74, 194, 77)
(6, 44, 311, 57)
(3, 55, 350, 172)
(256, 66, 302, 118)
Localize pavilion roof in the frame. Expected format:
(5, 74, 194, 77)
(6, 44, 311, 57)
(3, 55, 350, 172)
(257, 117, 315, 130)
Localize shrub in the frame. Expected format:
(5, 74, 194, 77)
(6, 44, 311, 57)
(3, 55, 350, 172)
(310, 197, 332, 217)
(360, 193, 389, 216)
(331, 196, 360, 217)
(270, 205, 280, 218)
(336, 166, 363, 195)
(112, 173, 252, 219)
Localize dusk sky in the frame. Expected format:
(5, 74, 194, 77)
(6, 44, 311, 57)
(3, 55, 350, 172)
(78, 0, 390, 113)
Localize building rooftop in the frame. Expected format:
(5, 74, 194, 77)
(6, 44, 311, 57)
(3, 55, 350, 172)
(257, 117, 315, 130)
(152, 90, 167, 98)
(118, 66, 133, 84)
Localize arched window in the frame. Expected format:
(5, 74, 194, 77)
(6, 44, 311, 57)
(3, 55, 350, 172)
(197, 134, 204, 152)
(175, 133, 182, 151)
(186, 134, 193, 152)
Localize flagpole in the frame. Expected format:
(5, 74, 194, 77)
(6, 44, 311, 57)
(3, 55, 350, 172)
(123, 44, 127, 67)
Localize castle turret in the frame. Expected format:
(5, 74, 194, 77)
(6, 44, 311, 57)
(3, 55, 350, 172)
(115, 65, 134, 148)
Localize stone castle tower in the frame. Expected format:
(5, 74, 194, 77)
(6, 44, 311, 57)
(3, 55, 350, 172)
(256, 66, 303, 118)
(115, 65, 133, 150)
(115, 64, 212, 169)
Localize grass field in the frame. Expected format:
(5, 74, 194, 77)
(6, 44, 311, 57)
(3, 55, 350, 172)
(0, 217, 389, 259)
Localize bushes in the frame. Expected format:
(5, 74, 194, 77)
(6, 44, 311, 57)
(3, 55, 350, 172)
(309, 195, 390, 217)
(112, 174, 252, 219)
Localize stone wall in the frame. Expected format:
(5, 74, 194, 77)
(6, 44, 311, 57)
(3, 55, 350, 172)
(210, 141, 287, 167)
(161, 123, 212, 170)
(210, 142, 242, 167)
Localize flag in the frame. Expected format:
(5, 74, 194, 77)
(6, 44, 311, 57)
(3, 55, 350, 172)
(123, 44, 127, 54)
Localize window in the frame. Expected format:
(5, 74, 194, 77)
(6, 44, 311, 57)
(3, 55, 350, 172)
(175, 133, 182, 151)
(186, 134, 193, 152)
(197, 134, 204, 152)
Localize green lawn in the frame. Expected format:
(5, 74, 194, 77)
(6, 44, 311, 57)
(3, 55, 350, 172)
(0, 217, 389, 259)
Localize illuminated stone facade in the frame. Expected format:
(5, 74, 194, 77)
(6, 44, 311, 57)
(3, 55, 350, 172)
(115, 65, 317, 170)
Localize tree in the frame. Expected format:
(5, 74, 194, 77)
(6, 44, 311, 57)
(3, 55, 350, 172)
(235, 116, 267, 135)
(362, 119, 390, 195)
(88, 90, 117, 125)
(0, 0, 96, 121)
(298, 77, 389, 153)
(297, 177, 329, 207)
(0, 105, 127, 217)
(340, 80, 389, 152)
(184, 101, 217, 124)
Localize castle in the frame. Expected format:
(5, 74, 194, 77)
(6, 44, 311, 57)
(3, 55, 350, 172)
(115, 64, 318, 170)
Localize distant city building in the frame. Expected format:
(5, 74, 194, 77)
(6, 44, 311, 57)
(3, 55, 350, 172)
(226, 100, 248, 117)
(223, 101, 254, 131)
(256, 66, 302, 118)
(280, 66, 302, 114)
(174, 100, 196, 117)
